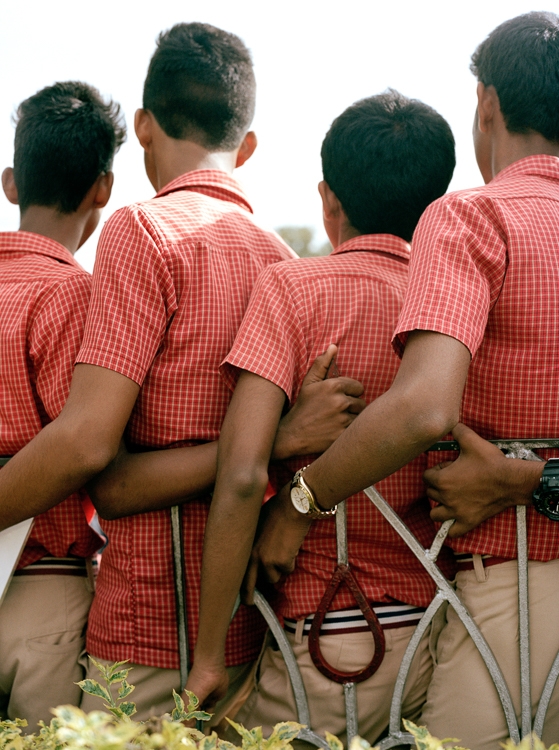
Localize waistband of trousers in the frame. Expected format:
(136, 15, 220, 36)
(454, 553, 515, 571)
(14, 556, 89, 577)
(283, 602, 426, 636)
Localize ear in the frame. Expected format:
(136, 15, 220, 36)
(2, 167, 18, 205)
(93, 171, 114, 208)
(134, 108, 154, 152)
(476, 82, 497, 135)
(79, 171, 114, 214)
(318, 180, 343, 221)
(235, 131, 257, 168)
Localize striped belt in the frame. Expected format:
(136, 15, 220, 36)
(14, 556, 88, 577)
(284, 602, 426, 636)
(454, 553, 514, 571)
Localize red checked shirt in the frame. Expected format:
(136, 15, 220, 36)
(394, 155, 559, 561)
(77, 170, 295, 668)
(0, 232, 101, 568)
(222, 235, 455, 621)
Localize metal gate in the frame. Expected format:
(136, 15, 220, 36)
(248, 440, 559, 747)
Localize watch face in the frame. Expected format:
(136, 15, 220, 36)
(539, 491, 559, 522)
(291, 486, 310, 514)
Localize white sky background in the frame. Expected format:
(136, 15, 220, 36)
(0, 0, 543, 271)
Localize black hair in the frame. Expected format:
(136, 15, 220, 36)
(13, 81, 126, 214)
(470, 12, 559, 141)
(143, 22, 256, 150)
(321, 90, 455, 242)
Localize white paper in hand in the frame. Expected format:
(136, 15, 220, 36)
(0, 518, 33, 606)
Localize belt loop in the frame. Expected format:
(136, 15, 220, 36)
(295, 618, 306, 644)
(85, 557, 96, 593)
(473, 554, 488, 583)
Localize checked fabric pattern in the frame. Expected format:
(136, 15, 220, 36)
(79, 170, 295, 669)
(0, 231, 101, 568)
(222, 234, 455, 622)
(394, 154, 559, 561)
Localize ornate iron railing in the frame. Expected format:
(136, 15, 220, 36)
(249, 440, 559, 747)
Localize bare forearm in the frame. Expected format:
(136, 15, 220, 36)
(0, 418, 115, 530)
(0, 364, 139, 530)
(88, 442, 218, 519)
(194, 373, 285, 667)
(195, 480, 266, 665)
(303, 387, 450, 508)
(303, 331, 471, 509)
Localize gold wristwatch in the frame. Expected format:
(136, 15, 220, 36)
(290, 466, 337, 519)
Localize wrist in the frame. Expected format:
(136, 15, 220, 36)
(192, 646, 226, 671)
(271, 421, 294, 461)
(507, 459, 544, 506)
(278, 485, 314, 528)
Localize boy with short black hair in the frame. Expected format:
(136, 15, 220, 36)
(0, 80, 125, 728)
(187, 90, 456, 745)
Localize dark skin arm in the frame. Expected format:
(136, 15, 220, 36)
(425, 422, 543, 537)
(186, 347, 364, 708)
(0, 364, 139, 531)
(186, 372, 285, 709)
(242, 331, 472, 594)
(88, 346, 366, 519)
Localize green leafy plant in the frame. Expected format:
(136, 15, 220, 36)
(78, 659, 138, 721)
(2, 662, 559, 750)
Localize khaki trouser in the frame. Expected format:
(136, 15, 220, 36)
(233, 624, 432, 747)
(0, 574, 93, 731)
(81, 656, 255, 729)
(421, 558, 559, 750)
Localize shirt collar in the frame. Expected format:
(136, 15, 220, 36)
(155, 169, 253, 213)
(0, 231, 83, 269)
(490, 154, 559, 185)
(331, 233, 411, 261)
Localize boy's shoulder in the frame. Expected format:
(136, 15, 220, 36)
(0, 231, 90, 288)
(102, 172, 294, 262)
(256, 234, 410, 289)
(427, 154, 559, 218)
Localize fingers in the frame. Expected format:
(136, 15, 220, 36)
(429, 503, 456, 525)
(241, 558, 259, 606)
(302, 345, 338, 385)
(346, 396, 367, 415)
(452, 422, 491, 455)
(423, 461, 455, 489)
(335, 376, 365, 398)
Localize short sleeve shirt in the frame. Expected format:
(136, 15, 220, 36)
(0, 232, 102, 567)
(78, 170, 295, 669)
(393, 155, 559, 560)
(222, 235, 455, 620)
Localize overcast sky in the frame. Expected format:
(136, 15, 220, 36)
(0, 0, 542, 271)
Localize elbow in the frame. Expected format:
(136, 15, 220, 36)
(52, 420, 119, 481)
(393, 387, 460, 448)
(88, 486, 121, 521)
(76, 442, 118, 479)
(86, 463, 129, 522)
(222, 465, 270, 506)
(412, 404, 460, 446)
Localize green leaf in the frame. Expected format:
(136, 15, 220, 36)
(107, 670, 130, 684)
(184, 690, 200, 711)
(269, 722, 302, 741)
(119, 702, 137, 717)
(76, 679, 111, 704)
(325, 731, 344, 750)
(106, 659, 131, 676)
(118, 680, 135, 699)
(199, 735, 219, 750)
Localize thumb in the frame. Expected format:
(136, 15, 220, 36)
(452, 422, 484, 454)
(302, 344, 338, 385)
